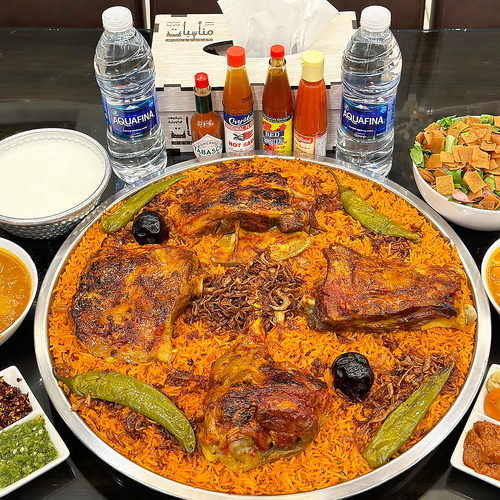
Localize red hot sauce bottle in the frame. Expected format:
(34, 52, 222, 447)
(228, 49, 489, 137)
(262, 45, 293, 154)
(293, 50, 328, 156)
(223, 46, 255, 153)
(190, 72, 223, 159)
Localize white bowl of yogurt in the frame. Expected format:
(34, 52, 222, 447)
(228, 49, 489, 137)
(0, 128, 111, 239)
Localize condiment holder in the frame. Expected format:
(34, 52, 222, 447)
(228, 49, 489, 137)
(451, 364, 500, 488)
(0, 366, 69, 496)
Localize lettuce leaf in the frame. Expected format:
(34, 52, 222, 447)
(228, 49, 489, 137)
(410, 141, 431, 168)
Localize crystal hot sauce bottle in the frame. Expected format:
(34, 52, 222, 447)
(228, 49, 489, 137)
(262, 45, 293, 154)
(223, 46, 255, 153)
(190, 72, 223, 159)
(293, 50, 328, 156)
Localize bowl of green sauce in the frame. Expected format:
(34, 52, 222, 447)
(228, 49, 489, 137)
(0, 366, 69, 496)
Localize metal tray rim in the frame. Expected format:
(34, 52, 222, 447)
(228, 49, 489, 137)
(34, 154, 491, 499)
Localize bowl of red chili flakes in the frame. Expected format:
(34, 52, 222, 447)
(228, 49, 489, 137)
(0, 366, 69, 497)
(410, 114, 500, 231)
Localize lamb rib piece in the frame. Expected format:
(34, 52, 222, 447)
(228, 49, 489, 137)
(174, 169, 320, 237)
(198, 318, 330, 472)
(71, 242, 203, 364)
(305, 243, 467, 332)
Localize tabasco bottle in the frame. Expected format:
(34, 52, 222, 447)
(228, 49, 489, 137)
(223, 46, 255, 153)
(262, 45, 293, 154)
(190, 72, 223, 159)
(293, 50, 328, 156)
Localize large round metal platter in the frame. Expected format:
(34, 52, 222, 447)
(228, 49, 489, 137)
(34, 154, 491, 499)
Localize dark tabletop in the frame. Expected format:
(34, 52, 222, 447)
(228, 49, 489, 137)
(0, 27, 499, 500)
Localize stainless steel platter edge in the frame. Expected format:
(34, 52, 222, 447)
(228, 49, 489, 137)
(34, 154, 491, 499)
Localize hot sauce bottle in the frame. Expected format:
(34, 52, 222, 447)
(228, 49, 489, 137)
(293, 50, 328, 156)
(223, 46, 255, 153)
(190, 72, 223, 159)
(262, 45, 293, 154)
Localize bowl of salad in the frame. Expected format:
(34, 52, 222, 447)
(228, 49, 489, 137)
(410, 114, 500, 231)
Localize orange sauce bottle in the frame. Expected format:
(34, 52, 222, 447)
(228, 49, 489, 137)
(222, 46, 254, 153)
(190, 72, 223, 159)
(262, 45, 293, 154)
(293, 50, 328, 156)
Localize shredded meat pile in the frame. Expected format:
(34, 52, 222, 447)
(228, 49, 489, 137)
(463, 420, 500, 481)
(184, 252, 304, 334)
(351, 345, 461, 445)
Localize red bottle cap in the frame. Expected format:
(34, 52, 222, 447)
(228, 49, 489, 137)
(194, 72, 209, 89)
(227, 46, 246, 67)
(270, 45, 285, 58)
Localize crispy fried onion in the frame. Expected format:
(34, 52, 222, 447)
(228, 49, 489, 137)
(351, 345, 461, 445)
(184, 251, 305, 334)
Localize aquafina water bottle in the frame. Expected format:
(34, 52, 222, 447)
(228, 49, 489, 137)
(335, 6, 402, 177)
(94, 6, 166, 184)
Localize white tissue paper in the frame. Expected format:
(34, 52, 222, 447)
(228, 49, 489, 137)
(217, 0, 339, 58)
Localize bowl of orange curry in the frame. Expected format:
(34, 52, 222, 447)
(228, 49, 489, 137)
(0, 238, 38, 346)
(481, 237, 500, 316)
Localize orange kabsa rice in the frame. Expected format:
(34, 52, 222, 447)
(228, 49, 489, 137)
(48, 157, 475, 495)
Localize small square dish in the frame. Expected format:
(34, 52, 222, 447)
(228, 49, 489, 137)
(0, 366, 70, 497)
(451, 363, 500, 488)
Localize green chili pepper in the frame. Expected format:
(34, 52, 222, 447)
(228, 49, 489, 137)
(54, 369, 196, 453)
(328, 168, 421, 243)
(362, 362, 454, 468)
(100, 174, 186, 234)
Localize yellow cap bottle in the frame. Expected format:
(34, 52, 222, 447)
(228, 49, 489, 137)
(300, 50, 325, 83)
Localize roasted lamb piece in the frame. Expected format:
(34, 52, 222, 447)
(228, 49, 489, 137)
(71, 242, 203, 364)
(174, 169, 319, 237)
(198, 319, 329, 472)
(304, 243, 469, 332)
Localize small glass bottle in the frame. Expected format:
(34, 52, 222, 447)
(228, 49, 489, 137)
(262, 45, 293, 154)
(222, 46, 255, 153)
(190, 72, 223, 160)
(293, 50, 328, 156)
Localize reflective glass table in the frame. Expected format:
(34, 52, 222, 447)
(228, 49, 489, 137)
(0, 27, 499, 500)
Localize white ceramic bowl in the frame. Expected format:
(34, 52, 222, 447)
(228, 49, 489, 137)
(0, 238, 38, 346)
(0, 128, 111, 239)
(412, 162, 500, 231)
(481, 237, 500, 316)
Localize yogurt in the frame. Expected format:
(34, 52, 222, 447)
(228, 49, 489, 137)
(0, 137, 104, 218)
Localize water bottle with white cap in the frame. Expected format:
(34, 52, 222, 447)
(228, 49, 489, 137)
(335, 5, 402, 177)
(94, 6, 166, 184)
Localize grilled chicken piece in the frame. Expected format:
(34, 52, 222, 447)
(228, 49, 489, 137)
(174, 169, 319, 237)
(305, 243, 468, 332)
(71, 243, 203, 364)
(198, 319, 329, 472)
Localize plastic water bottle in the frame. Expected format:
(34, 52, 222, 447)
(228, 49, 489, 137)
(94, 6, 166, 184)
(335, 6, 402, 177)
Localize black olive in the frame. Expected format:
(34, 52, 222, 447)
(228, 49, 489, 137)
(132, 211, 169, 245)
(331, 352, 374, 399)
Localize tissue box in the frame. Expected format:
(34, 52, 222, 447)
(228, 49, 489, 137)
(152, 12, 356, 152)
